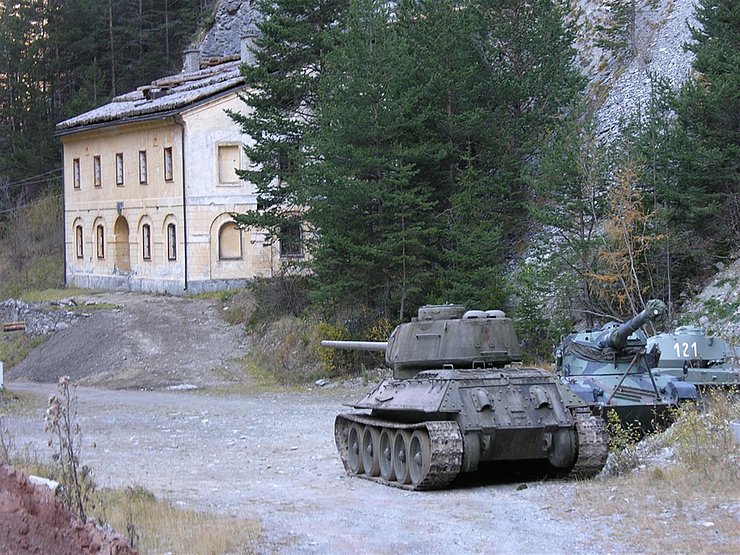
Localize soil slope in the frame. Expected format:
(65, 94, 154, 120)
(6, 292, 249, 390)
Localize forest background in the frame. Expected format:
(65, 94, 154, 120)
(0, 0, 737, 362)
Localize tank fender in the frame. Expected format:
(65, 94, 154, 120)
(665, 380, 698, 403)
(564, 381, 602, 404)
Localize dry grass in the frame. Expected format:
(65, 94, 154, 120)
(562, 390, 740, 553)
(92, 485, 261, 555)
(0, 333, 48, 368)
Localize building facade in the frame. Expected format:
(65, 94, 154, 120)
(57, 56, 301, 295)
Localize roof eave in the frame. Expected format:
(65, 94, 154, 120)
(54, 83, 246, 139)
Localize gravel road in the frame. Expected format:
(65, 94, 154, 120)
(5, 381, 613, 554)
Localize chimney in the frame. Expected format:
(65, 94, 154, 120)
(183, 46, 201, 73)
(240, 28, 259, 67)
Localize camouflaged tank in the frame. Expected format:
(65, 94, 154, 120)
(646, 326, 740, 389)
(555, 300, 698, 431)
(321, 305, 608, 490)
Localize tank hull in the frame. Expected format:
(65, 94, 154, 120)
(334, 369, 608, 490)
(647, 327, 740, 391)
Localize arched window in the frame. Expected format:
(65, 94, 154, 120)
(218, 222, 242, 260)
(75, 225, 84, 258)
(142, 224, 152, 260)
(167, 223, 177, 260)
(96, 225, 105, 258)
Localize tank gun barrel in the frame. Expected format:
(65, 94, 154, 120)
(601, 299, 667, 350)
(320, 340, 388, 352)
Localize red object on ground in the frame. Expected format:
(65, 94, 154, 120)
(0, 464, 137, 555)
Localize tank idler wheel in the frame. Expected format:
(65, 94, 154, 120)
(347, 423, 364, 475)
(361, 426, 381, 477)
(379, 428, 396, 481)
(393, 430, 412, 485)
(409, 429, 432, 486)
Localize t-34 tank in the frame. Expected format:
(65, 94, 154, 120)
(646, 325, 740, 389)
(321, 305, 608, 490)
(555, 300, 698, 431)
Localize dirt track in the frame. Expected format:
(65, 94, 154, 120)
(7, 381, 612, 554)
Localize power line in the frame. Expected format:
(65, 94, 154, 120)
(0, 194, 63, 215)
(2, 168, 62, 190)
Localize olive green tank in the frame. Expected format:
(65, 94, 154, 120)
(322, 305, 608, 490)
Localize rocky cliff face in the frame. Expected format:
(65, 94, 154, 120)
(571, 0, 699, 140)
(199, 0, 259, 62)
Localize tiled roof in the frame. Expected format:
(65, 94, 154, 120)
(56, 61, 245, 133)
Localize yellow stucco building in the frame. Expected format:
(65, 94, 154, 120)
(57, 53, 301, 295)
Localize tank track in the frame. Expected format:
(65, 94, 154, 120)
(335, 413, 463, 491)
(570, 409, 609, 478)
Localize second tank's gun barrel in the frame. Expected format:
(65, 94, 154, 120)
(321, 340, 388, 352)
(599, 299, 667, 350)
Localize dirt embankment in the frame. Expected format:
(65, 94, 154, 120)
(0, 464, 136, 555)
(5, 291, 249, 390)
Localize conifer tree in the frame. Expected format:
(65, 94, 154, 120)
(229, 0, 348, 246)
(673, 0, 739, 249)
(306, 0, 437, 320)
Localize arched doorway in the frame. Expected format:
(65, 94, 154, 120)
(114, 216, 131, 273)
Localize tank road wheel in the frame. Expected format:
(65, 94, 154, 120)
(361, 426, 381, 477)
(409, 429, 432, 487)
(379, 428, 396, 481)
(347, 424, 364, 475)
(393, 430, 412, 485)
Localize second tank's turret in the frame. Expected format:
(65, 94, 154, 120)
(597, 299, 667, 351)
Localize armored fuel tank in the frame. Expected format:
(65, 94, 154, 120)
(555, 300, 698, 431)
(322, 305, 608, 490)
(646, 326, 740, 389)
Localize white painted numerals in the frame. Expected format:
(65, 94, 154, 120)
(673, 342, 698, 358)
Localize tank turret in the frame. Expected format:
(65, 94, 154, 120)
(555, 299, 696, 432)
(324, 305, 608, 490)
(322, 304, 521, 378)
(647, 325, 740, 389)
(597, 299, 667, 350)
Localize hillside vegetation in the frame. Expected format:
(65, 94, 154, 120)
(1, 0, 737, 363)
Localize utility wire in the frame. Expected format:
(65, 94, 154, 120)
(0, 194, 63, 215)
(2, 168, 62, 190)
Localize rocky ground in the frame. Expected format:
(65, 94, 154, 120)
(2, 291, 738, 554)
(4, 291, 249, 390)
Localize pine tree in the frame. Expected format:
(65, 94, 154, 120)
(673, 0, 739, 250)
(229, 0, 348, 247)
(307, 0, 437, 321)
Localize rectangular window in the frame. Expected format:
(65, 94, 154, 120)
(218, 144, 240, 183)
(164, 147, 173, 181)
(96, 225, 105, 258)
(75, 226, 84, 258)
(139, 151, 148, 184)
(279, 220, 303, 258)
(167, 223, 177, 260)
(73, 158, 81, 189)
(115, 153, 124, 185)
(93, 156, 102, 187)
(142, 224, 151, 260)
